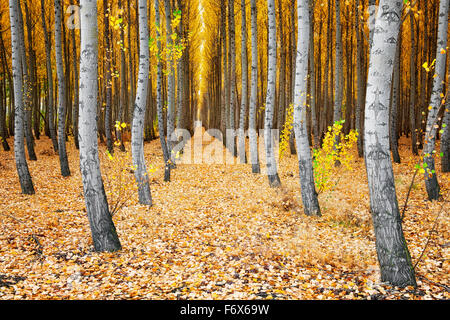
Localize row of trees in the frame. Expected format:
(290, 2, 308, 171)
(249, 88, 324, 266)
(199, 0, 449, 288)
(4, 0, 202, 248)
(2, 0, 449, 288)
(201, 0, 449, 186)
(1, 0, 201, 172)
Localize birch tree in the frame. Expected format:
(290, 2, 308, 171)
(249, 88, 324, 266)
(78, 0, 121, 252)
(17, 1, 36, 161)
(238, 0, 248, 164)
(155, 0, 170, 168)
(333, 0, 343, 150)
(422, 0, 449, 201)
(103, 0, 114, 154)
(249, 0, 260, 173)
(228, 0, 237, 157)
(442, 86, 450, 173)
(364, 0, 416, 287)
(131, 0, 152, 206)
(264, 0, 281, 187)
(55, 0, 71, 177)
(9, 0, 34, 195)
(41, 0, 58, 153)
(164, 0, 176, 161)
(293, 0, 320, 216)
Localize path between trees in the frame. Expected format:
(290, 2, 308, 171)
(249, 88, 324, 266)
(0, 135, 448, 299)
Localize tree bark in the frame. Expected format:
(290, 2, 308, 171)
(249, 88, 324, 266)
(55, 0, 71, 176)
(364, 0, 416, 288)
(390, 32, 401, 164)
(409, 13, 418, 155)
(293, 0, 321, 216)
(238, 0, 248, 164)
(422, 0, 448, 201)
(79, 0, 122, 253)
(131, 0, 152, 206)
(155, 0, 170, 167)
(264, 0, 281, 187)
(249, 0, 260, 173)
(9, 0, 34, 195)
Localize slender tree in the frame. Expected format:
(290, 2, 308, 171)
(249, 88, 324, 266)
(264, 0, 281, 187)
(78, 0, 122, 252)
(441, 90, 450, 172)
(131, 0, 152, 206)
(293, 0, 320, 216)
(364, 0, 416, 287)
(333, 0, 343, 153)
(390, 33, 401, 164)
(103, 0, 114, 154)
(55, 0, 71, 176)
(17, 0, 36, 161)
(409, 12, 418, 155)
(155, 0, 170, 167)
(9, 0, 34, 195)
(238, 0, 248, 164)
(422, 0, 449, 201)
(164, 0, 176, 161)
(228, 0, 237, 157)
(70, 0, 80, 150)
(355, 0, 364, 157)
(249, 0, 260, 173)
(41, 0, 58, 153)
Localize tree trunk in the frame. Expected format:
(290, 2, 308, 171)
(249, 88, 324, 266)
(71, 0, 79, 150)
(264, 0, 281, 187)
(9, 0, 34, 195)
(390, 32, 401, 164)
(103, 0, 114, 154)
(409, 13, 418, 155)
(118, 0, 127, 152)
(228, 0, 237, 157)
(441, 87, 450, 172)
(355, 0, 364, 157)
(55, 0, 71, 177)
(333, 0, 343, 131)
(131, 0, 152, 206)
(238, 0, 248, 164)
(423, 0, 448, 201)
(79, 0, 121, 253)
(364, 0, 416, 288)
(293, 0, 321, 216)
(40, 0, 58, 152)
(17, 1, 36, 161)
(249, 0, 260, 173)
(155, 0, 170, 166)
(164, 0, 176, 161)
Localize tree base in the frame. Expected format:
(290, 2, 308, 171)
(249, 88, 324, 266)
(268, 174, 281, 188)
(252, 163, 261, 174)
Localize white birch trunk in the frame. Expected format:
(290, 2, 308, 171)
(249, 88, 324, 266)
(79, 0, 121, 252)
(238, 0, 248, 164)
(9, 0, 34, 195)
(264, 0, 281, 187)
(441, 85, 450, 172)
(131, 0, 152, 206)
(364, 0, 416, 287)
(293, 0, 320, 216)
(249, 0, 260, 173)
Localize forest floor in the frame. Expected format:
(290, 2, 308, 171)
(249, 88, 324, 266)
(0, 128, 448, 300)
